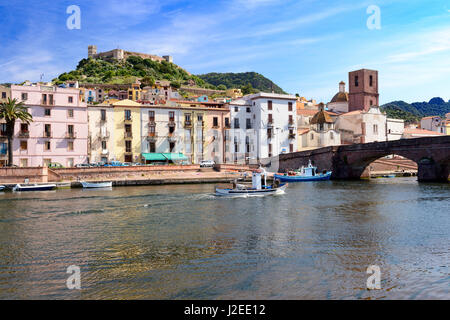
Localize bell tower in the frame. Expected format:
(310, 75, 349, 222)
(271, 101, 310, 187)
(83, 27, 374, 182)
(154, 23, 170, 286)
(348, 69, 379, 112)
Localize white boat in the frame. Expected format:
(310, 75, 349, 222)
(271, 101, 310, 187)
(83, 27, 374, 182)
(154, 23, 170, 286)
(215, 168, 287, 196)
(0, 186, 5, 192)
(12, 184, 56, 192)
(80, 181, 113, 188)
(274, 160, 332, 182)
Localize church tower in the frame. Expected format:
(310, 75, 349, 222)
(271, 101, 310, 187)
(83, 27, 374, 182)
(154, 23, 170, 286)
(348, 69, 379, 112)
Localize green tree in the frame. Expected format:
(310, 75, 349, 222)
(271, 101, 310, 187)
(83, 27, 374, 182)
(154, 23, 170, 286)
(0, 98, 33, 166)
(241, 83, 255, 95)
(217, 84, 227, 91)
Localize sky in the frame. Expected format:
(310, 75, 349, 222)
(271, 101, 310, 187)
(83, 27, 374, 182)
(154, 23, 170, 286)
(0, 0, 449, 104)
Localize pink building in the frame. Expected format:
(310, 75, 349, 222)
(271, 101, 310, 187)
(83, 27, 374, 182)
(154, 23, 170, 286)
(10, 84, 88, 167)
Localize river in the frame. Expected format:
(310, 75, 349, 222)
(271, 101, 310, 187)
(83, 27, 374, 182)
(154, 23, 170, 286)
(0, 177, 448, 299)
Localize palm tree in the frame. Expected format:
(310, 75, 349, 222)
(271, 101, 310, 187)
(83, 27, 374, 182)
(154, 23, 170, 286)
(0, 98, 33, 166)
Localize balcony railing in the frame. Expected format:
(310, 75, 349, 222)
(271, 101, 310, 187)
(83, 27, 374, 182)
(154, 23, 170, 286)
(289, 133, 296, 139)
(184, 120, 192, 128)
(148, 119, 156, 126)
(65, 132, 77, 139)
(124, 132, 133, 139)
(41, 99, 55, 106)
(124, 118, 132, 122)
(43, 131, 52, 138)
(168, 120, 176, 127)
(267, 119, 274, 127)
(99, 131, 110, 139)
(224, 123, 231, 129)
(18, 131, 30, 138)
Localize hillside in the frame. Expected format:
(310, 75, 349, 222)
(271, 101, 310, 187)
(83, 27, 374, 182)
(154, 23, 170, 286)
(197, 72, 287, 94)
(54, 56, 210, 88)
(381, 98, 450, 122)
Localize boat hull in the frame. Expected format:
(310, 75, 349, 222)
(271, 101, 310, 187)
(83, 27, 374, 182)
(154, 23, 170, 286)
(274, 172, 332, 182)
(0, 186, 5, 192)
(81, 181, 113, 188)
(215, 183, 288, 196)
(13, 184, 56, 192)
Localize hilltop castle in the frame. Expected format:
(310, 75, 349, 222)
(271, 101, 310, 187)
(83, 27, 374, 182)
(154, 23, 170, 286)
(88, 45, 173, 63)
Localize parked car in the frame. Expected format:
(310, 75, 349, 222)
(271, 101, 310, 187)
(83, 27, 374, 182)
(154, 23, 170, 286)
(75, 164, 90, 168)
(104, 161, 123, 167)
(200, 160, 215, 168)
(48, 162, 64, 168)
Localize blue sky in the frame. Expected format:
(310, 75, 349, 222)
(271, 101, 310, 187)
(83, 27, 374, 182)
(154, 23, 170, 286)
(0, 0, 449, 104)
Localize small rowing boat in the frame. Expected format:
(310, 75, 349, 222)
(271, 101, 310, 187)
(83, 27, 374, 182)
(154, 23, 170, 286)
(215, 168, 287, 196)
(80, 181, 113, 188)
(274, 160, 332, 182)
(12, 184, 56, 192)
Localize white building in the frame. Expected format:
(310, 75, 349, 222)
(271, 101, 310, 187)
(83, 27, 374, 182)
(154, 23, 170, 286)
(420, 116, 446, 134)
(335, 106, 388, 144)
(387, 118, 405, 141)
(327, 81, 349, 114)
(227, 92, 297, 162)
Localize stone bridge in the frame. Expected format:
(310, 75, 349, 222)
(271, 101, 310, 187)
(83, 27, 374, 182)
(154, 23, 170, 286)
(278, 136, 450, 182)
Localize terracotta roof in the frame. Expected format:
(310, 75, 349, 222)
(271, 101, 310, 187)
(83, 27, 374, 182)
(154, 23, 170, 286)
(298, 128, 310, 135)
(330, 91, 348, 103)
(311, 110, 334, 124)
(421, 116, 440, 120)
(297, 109, 318, 116)
(340, 110, 363, 116)
(404, 128, 444, 135)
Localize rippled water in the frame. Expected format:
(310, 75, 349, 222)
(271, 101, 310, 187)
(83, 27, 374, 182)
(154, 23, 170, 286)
(0, 178, 448, 300)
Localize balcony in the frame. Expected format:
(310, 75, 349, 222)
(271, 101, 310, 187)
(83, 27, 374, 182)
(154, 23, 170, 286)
(224, 123, 231, 129)
(288, 120, 295, 128)
(99, 131, 110, 139)
(124, 132, 133, 139)
(41, 99, 55, 106)
(167, 134, 177, 142)
(267, 120, 274, 128)
(65, 132, 77, 139)
(289, 133, 296, 139)
(18, 131, 30, 138)
(148, 119, 156, 127)
(184, 120, 192, 128)
(124, 118, 132, 123)
(168, 120, 176, 127)
(101, 149, 109, 155)
(42, 131, 52, 138)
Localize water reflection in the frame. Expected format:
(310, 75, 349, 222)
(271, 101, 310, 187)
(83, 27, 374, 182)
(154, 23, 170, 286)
(0, 178, 448, 299)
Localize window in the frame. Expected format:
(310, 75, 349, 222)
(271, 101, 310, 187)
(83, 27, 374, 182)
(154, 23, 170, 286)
(198, 115, 203, 122)
(149, 111, 155, 121)
(185, 114, 191, 122)
(169, 142, 175, 152)
(330, 132, 334, 140)
(369, 75, 373, 87)
(169, 126, 175, 134)
(268, 144, 272, 157)
(311, 134, 314, 140)
(125, 124, 132, 138)
(268, 114, 273, 123)
(213, 117, 219, 127)
(268, 100, 273, 110)
(68, 109, 74, 118)
(44, 108, 51, 116)
(355, 76, 359, 87)
(20, 159, 28, 167)
(68, 141, 74, 151)
(102, 141, 107, 150)
(246, 107, 251, 113)
(44, 124, 51, 137)
(20, 141, 28, 150)
(21, 93, 28, 101)
(246, 118, 252, 129)
(125, 140, 132, 153)
(45, 141, 51, 151)
(234, 107, 238, 112)
(370, 100, 373, 106)
(288, 102, 293, 111)
(373, 124, 378, 134)
(149, 126, 155, 135)
(234, 118, 240, 129)
(150, 142, 156, 153)
(67, 158, 74, 167)
(290, 144, 294, 153)
(169, 111, 175, 121)
(101, 109, 106, 121)
(289, 115, 293, 124)
(225, 118, 230, 127)
(1, 92, 6, 99)
(68, 96, 73, 103)
(20, 123, 28, 133)
(68, 125, 74, 136)
(124, 110, 131, 121)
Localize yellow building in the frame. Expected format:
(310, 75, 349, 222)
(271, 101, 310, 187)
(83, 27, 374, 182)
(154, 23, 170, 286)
(128, 82, 142, 101)
(112, 100, 142, 163)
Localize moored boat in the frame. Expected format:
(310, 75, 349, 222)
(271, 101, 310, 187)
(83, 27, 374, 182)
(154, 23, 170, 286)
(0, 186, 5, 192)
(274, 160, 332, 182)
(215, 168, 287, 196)
(80, 181, 113, 188)
(12, 184, 56, 192)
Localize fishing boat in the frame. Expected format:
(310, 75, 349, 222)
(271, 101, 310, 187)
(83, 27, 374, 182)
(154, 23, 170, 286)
(274, 160, 332, 182)
(381, 174, 396, 178)
(215, 168, 287, 196)
(12, 184, 56, 192)
(80, 181, 113, 188)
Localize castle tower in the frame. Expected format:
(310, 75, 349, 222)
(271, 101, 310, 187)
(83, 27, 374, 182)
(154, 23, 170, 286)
(348, 69, 379, 112)
(88, 45, 97, 58)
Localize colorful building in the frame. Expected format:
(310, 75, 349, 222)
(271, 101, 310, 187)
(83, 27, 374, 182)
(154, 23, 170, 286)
(9, 84, 88, 167)
(88, 102, 115, 163)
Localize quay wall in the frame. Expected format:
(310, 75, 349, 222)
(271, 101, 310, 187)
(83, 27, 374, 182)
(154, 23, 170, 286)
(0, 167, 48, 183)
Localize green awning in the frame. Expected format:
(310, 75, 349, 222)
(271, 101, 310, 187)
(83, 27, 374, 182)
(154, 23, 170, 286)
(142, 153, 167, 161)
(162, 153, 189, 161)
